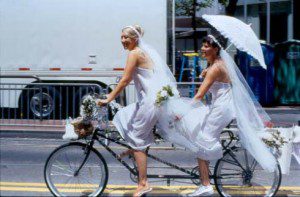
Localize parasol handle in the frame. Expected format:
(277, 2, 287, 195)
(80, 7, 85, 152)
(225, 43, 233, 51)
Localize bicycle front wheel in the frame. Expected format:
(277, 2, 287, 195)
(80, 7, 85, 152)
(214, 147, 281, 197)
(44, 142, 108, 196)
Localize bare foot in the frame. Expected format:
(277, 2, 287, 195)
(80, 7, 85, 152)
(133, 184, 152, 197)
(117, 149, 134, 159)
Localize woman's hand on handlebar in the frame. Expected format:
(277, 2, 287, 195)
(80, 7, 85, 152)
(97, 99, 109, 106)
(97, 94, 111, 106)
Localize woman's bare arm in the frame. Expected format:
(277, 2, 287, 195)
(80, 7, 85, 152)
(193, 66, 219, 100)
(200, 68, 208, 78)
(106, 51, 138, 102)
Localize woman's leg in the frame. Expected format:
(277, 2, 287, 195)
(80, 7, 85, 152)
(118, 149, 134, 159)
(198, 158, 210, 186)
(133, 150, 150, 196)
(187, 159, 213, 196)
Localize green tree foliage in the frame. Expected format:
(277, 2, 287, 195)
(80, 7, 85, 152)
(175, 0, 230, 52)
(175, 0, 228, 16)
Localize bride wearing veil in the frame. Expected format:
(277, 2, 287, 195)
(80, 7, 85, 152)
(156, 34, 277, 196)
(98, 24, 176, 196)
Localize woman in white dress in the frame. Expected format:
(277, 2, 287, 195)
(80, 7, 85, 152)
(97, 25, 174, 196)
(152, 35, 234, 196)
(155, 35, 277, 196)
(97, 25, 153, 196)
(186, 35, 234, 196)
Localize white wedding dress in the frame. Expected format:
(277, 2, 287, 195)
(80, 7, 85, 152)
(157, 81, 235, 160)
(113, 67, 158, 150)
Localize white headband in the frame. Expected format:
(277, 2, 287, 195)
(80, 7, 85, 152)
(123, 25, 141, 38)
(207, 34, 223, 49)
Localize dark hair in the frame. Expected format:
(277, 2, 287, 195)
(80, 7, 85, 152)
(202, 36, 222, 57)
(203, 36, 221, 48)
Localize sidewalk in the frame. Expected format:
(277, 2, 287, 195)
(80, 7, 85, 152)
(265, 106, 300, 113)
(0, 106, 299, 139)
(0, 119, 65, 138)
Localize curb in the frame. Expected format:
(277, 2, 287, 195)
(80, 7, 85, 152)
(0, 130, 64, 139)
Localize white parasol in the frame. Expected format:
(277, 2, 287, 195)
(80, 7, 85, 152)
(202, 14, 267, 69)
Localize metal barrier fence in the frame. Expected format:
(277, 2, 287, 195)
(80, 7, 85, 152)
(0, 83, 105, 126)
(0, 80, 202, 127)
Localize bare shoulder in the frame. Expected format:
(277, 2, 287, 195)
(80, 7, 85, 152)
(212, 59, 226, 68)
(205, 66, 218, 80)
(208, 63, 220, 74)
(206, 60, 225, 79)
(216, 59, 226, 67)
(131, 48, 145, 56)
(211, 60, 227, 72)
(127, 50, 140, 60)
(211, 59, 231, 82)
(128, 49, 139, 56)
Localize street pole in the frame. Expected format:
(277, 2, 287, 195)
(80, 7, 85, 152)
(243, 0, 247, 23)
(192, 0, 198, 52)
(266, 0, 270, 43)
(172, 0, 176, 75)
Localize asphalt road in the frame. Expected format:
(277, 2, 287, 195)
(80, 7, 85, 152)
(1, 137, 300, 196)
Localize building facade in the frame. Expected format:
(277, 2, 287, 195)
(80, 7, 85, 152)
(175, 0, 295, 51)
(234, 0, 294, 44)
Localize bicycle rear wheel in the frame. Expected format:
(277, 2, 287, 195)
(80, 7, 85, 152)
(44, 142, 108, 196)
(214, 147, 281, 197)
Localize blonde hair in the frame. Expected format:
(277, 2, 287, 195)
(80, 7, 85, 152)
(122, 25, 144, 39)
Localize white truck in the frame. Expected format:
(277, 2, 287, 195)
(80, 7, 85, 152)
(0, 0, 172, 118)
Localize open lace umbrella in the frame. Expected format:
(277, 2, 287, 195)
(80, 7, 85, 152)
(202, 14, 267, 69)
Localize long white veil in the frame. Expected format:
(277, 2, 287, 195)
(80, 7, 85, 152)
(138, 38, 178, 100)
(220, 49, 277, 172)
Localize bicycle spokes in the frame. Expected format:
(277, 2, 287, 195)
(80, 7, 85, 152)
(45, 143, 108, 196)
(214, 148, 281, 196)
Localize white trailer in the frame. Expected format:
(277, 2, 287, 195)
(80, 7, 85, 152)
(0, 0, 171, 118)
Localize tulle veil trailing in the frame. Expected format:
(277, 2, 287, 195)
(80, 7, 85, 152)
(126, 26, 276, 172)
(220, 49, 276, 172)
(138, 38, 177, 100)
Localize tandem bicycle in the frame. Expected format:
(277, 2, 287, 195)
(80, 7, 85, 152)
(44, 101, 282, 197)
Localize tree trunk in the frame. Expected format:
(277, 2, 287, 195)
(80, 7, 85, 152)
(192, 0, 198, 52)
(225, 0, 238, 16)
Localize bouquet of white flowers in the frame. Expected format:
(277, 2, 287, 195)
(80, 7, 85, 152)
(80, 95, 97, 120)
(64, 93, 124, 139)
(66, 94, 98, 138)
(155, 85, 179, 107)
(262, 129, 288, 155)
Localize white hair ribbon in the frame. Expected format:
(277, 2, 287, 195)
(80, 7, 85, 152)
(123, 26, 141, 38)
(207, 34, 223, 49)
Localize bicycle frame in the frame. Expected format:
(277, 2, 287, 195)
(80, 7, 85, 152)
(92, 128, 201, 182)
(78, 128, 236, 186)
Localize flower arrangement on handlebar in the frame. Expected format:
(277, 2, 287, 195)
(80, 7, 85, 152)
(69, 93, 123, 138)
(70, 94, 98, 138)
